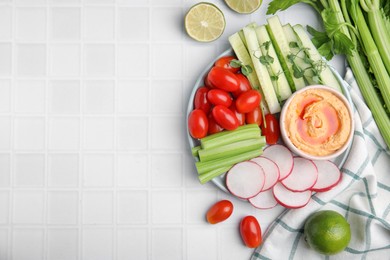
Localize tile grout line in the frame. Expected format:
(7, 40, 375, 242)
(43, 0, 50, 259)
(78, 1, 84, 259)
(113, 1, 118, 259)
(7, 1, 16, 259)
(147, 1, 153, 259)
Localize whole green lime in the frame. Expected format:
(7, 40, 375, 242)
(304, 210, 351, 255)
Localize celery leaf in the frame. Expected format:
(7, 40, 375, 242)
(267, 0, 304, 14)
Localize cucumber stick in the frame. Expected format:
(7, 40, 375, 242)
(266, 16, 306, 92)
(255, 25, 292, 101)
(293, 24, 342, 92)
(239, 21, 257, 48)
(228, 33, 261, 92)
(229, 32, 270, 114)
(282, 23, 316, 87)
(243, 26, 281, 114)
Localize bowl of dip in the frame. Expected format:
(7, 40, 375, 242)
(280, 85, 354, 161)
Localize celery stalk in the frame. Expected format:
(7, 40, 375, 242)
(200, 124, 261, 149)
(195, 149, 263, 174)
(352, 5, 390, 116)
(361, 0, 390, 75)
(198, 166, 232, 184)
(332, 0, 390, 148)
(191, 146, 200, 157)
(198, 137, 266, 162)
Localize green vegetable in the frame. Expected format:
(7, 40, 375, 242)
(196, 149, 263, 174)
(193, 124, 266, 183)
(255, 25, 292, 101)
(198, 137, 266, 162)
(267, 15, 306, 91)
(192, 146, 200, 157)
(229, 33, 271, 114)
(361, 0, 390, 75)
(200, 124, 259, 147)
(243, 24, 282, 114)
(198, 166, 232, 184)
(266, 0, 390, 149)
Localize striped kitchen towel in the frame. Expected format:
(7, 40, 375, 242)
(251, 68, 390, 260)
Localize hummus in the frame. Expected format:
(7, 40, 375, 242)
(283, 88, 352, 156)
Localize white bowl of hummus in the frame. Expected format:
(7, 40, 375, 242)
(280, 85, 354, 161)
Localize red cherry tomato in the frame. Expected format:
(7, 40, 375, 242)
(208, 114, 224, 134)
(207, 89, 232, 107)
(212, 105, 239, 130)
(206, 200, 234, 224)
(188, 109, 208, 139)
(207, 67, 239, 92)
(261, 114, 280, 144)
(229, 102, 245, 126)
(231, 74, 252, 98)
(214, 56, 240, 74)
(240, 215, 262, 248)
(246, 107, 263, 126)
(204, 74, 215, 89)
(236, 90, 262, 113)
(194, 87, 211, 113)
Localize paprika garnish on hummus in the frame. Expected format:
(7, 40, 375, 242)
(283, 88, 352, 156)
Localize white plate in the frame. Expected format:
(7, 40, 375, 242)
(186, 49, 354, 193)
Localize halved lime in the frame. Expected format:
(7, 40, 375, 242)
(224, 0, 262, 14)
(184, 2, 226, 42)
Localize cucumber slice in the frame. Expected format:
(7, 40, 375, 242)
(229, 32, 270, 114)
(293, 24, 342, 92)
(282, 23, 316, 87)
(243, 26, 281, 114)
(266, 16, 306, 92)
(255, 25, 292, 101)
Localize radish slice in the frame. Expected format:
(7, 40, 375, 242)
(226, 161, 265, 199)
(281, 157, 318, 192)
(311, 160, 342, 192)
(250, 156, 280, 191)
(272, 182, 312, 209)
(248, 189, 278, 209)
(262, 144, 294, 181)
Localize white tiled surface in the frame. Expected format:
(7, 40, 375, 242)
(0, 0, 345, 259)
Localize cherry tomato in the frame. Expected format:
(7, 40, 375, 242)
(261, 114, 280, 144)
(214, 56, 240, 74)
(246, 107, 263, 126)
(207, 67, 239, 92)
(229, 102, 245, 126)
(231, 74, 252, 98)
(206, 200, 234, 224)
(207, 89, 232, 107)
(240, 215, 262, 248)
(194, 87, 211, 113)
(236, 90, 262, 113)
(208, 114, 224, 135)
(204, 74, 215, 89)
(212, 105, 239, 130)
(188, 109, 208, 139)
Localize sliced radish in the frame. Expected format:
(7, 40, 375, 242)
(250, 156, 280, 191)
(281, 157, 318, 192)
(311, 160, 342, 192)
(226, 161, 265, 199)
(248, 189, 278, 209)
(262, 144, 294, 181)
(272, 182, 312, 209)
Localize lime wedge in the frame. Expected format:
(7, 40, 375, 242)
(224, 0, 262, 14)
(184, 2, 226, 42)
